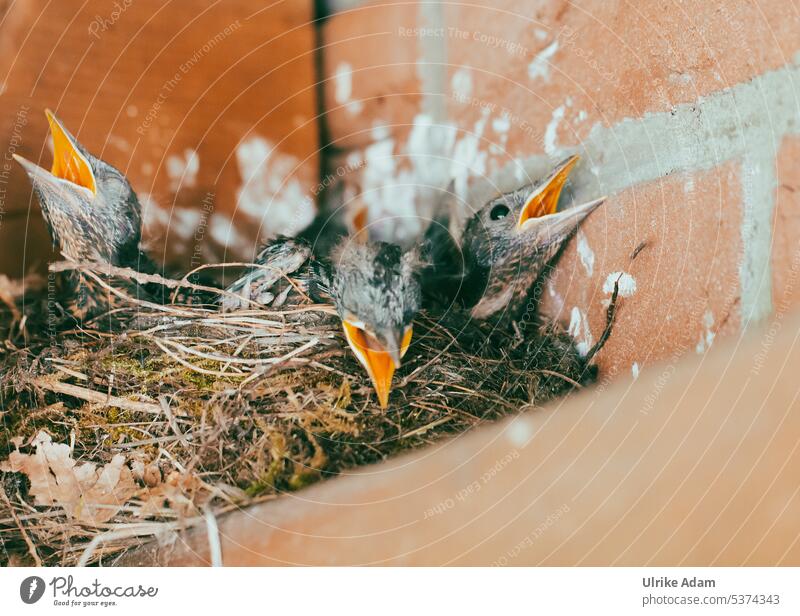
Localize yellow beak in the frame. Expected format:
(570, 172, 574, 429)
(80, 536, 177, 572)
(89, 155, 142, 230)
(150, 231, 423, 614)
(518, 154, 579, 228)
(45, 109, 97, 195)
(342, 321, 413, 409)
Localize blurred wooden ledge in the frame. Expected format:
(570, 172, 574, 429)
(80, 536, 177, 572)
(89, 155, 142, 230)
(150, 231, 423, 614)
(120, 311, 800, 566)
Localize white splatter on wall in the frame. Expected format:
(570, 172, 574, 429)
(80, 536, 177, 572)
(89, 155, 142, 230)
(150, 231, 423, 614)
(695, 310, 716, 354)
(528, 40, 559, 82)
(544, 105, 565, 156)
(166, 148, 199, 192)
(576, 229, 595, 277)
(235, 135, 314, 241)
(333, 61, 363, 115)
(568, 305, 594, 356)
(209, 213, 247, 250)
(451, 68, 473, 100)
(334, 62, 353, 104)
(603, 271, 637, 297)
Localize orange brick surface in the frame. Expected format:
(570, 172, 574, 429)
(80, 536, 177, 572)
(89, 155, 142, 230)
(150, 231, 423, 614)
(0, 0, 319, 271)
(541, 163, 743, 377)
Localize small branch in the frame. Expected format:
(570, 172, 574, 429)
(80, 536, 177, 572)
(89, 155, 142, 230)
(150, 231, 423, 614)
(33, 378, 163, 415)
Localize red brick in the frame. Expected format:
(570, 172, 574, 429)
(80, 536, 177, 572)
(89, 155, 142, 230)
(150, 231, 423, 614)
(444, 0, 800, 168)
(322, 1, 423, 150)
(0, 213, 53, 280)
(0, 0, 319, 271)
(541, 162, 742, 378)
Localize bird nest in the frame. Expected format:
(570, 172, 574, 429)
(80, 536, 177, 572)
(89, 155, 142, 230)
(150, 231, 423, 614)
(0, 263, 601, 566)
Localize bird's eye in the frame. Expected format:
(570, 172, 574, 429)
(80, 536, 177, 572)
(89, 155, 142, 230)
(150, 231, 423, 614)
(490, 204, 510, 221)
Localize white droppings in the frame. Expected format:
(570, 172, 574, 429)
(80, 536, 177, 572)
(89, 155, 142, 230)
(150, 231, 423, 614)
(334, 62, 353, 104)
(632, 363, 640, 379)
(108, 135, 130, 152)
(527, 40, 559, 82)
(346, 100, 364, 116)
(371, 122, 390, 141)
(450, 107, 489, 201)
(345, 151, 362, 169)
(451, 68, 473, 99)
(140, 193, 168, 240)
(695, 310, 716, 354)
(126, 105, 138, 118)
(543, 105, 565, 155)
(166, 148, 199, 191)
(334, 62, 363, 116)
(603, 271, 637, 297)
(546, 279, 564, 314)
(568, 306, 594, 356)
(534, 29, 548, 41)
(171, 207, 202, 240)
(577, 110, 588, 122)
(576, 229, 594, 277)
(235, 135, 314, 238)
(209, 213, 245, 248)
(506, 416, 535, 447)
(492, 114, 511, 135)
(141, 162, 154, 176)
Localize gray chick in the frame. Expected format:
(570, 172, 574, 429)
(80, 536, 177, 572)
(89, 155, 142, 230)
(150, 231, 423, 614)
(459, 155, 603, 321)
(14, 110, 154, 320)
(225, 235, 422, 409)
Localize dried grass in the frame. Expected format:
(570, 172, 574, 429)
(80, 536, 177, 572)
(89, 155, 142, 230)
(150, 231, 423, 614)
(0, 263, 597, 566)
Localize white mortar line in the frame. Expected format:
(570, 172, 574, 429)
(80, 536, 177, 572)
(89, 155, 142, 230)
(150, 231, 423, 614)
(417, 1, 447, 123)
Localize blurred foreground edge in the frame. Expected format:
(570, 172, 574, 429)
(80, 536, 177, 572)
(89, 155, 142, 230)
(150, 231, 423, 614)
(120, 312, 800, 566)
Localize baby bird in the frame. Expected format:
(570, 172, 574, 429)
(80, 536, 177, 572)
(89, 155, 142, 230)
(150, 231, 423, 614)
(14, 110, 152, 320)
(458, 155, 603, 321)
(225, 236, 422, 409)
(326, 240, 420, 408)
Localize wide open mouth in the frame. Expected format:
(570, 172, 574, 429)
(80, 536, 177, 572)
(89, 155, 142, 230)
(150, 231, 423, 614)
(342, 320, 413, 409)
(46, 109, 97, 195)
(517, 154, 579, 229)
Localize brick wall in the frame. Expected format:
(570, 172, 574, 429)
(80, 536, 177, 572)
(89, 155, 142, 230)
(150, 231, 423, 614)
(321, 0, 800, 377)
(0, 0, 318, 274)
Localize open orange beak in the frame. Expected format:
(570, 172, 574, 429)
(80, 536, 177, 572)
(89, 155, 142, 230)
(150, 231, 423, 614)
(342, 321, 413, 409)
(517, 154, 579, 229)
(45, 109, 96, 195)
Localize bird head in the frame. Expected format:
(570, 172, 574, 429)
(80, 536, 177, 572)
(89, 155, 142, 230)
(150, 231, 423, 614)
(329, 240, 422, 408)
(462, 155, 604, 318)
(13, 110, 142, 265)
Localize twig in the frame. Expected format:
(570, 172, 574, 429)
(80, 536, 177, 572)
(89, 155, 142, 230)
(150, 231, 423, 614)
(0, 486, 42, 566)
(33, 378, 163, 415)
